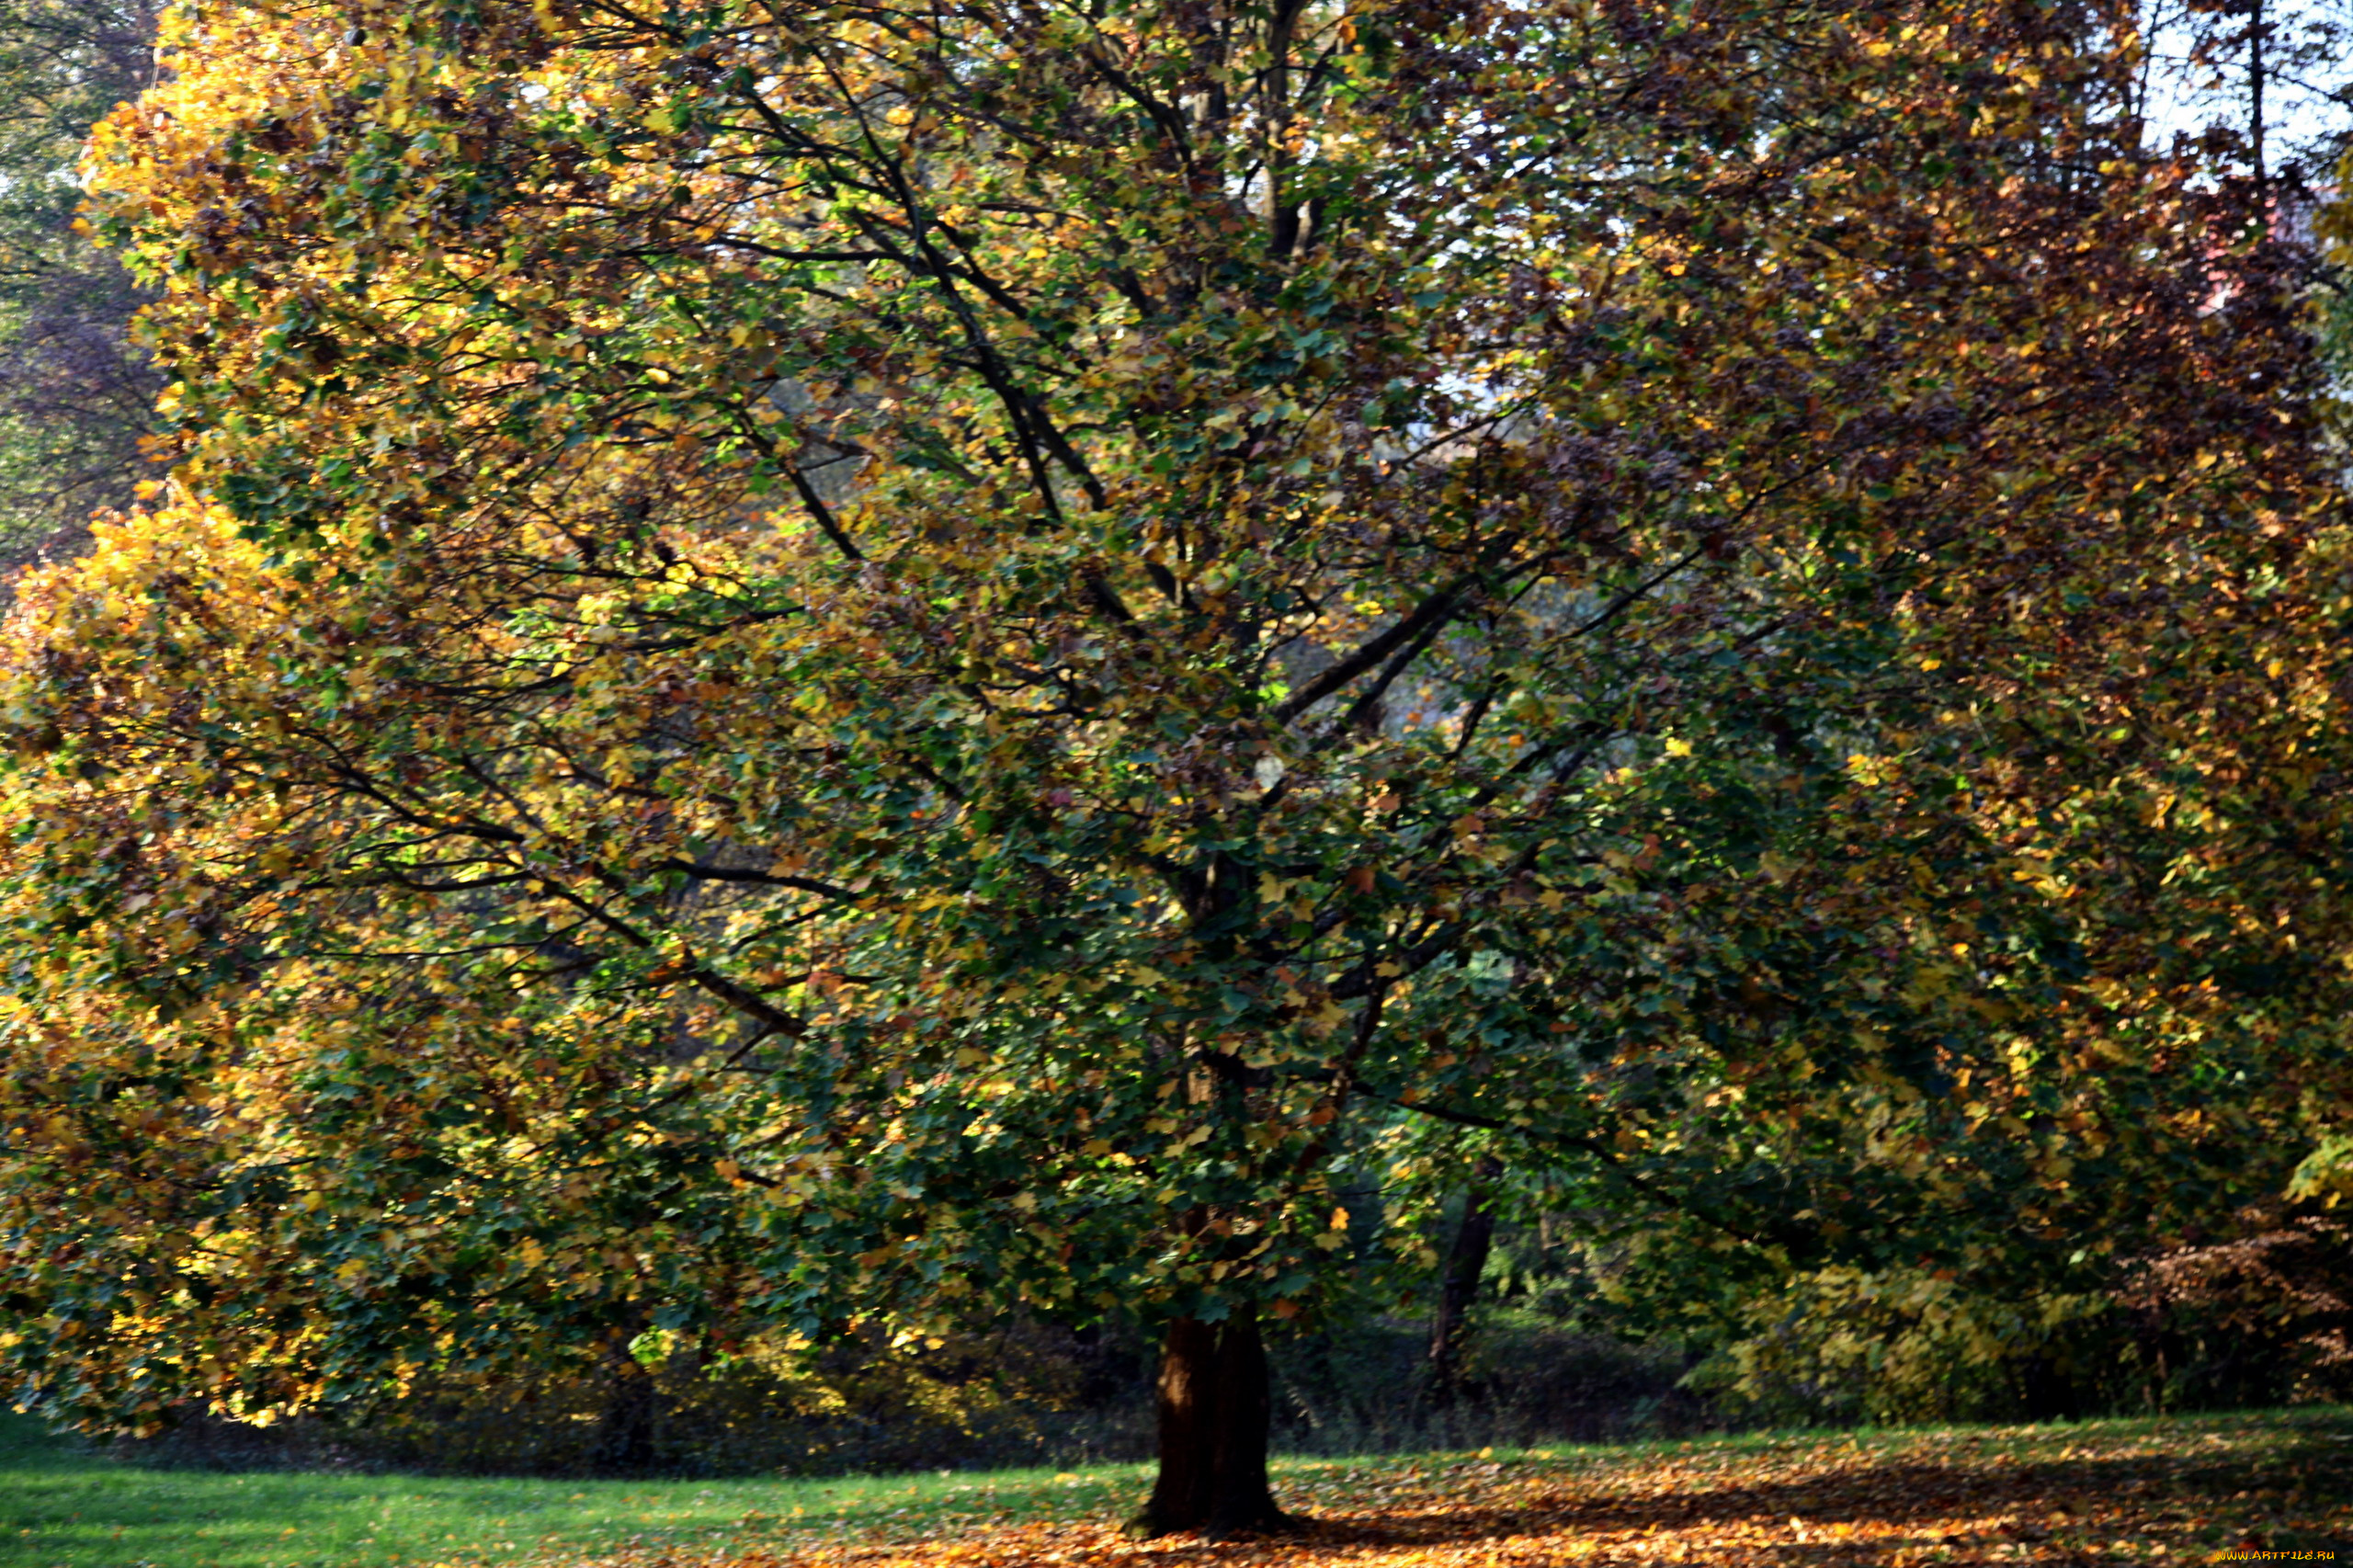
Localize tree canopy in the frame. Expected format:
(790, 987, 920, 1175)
(1, 0, 2348, 1530)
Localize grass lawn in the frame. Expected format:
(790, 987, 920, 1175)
(0, 1405, 2347, 1568)
(0, 1414, 1144, 1568)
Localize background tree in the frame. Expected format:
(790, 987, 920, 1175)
(1425, 1160, 1501, 1409)
(0, 0, 160, 564)
(1, 0, 2347, 1538)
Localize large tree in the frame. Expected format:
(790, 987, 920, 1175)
(2, 0, 2347, 1533)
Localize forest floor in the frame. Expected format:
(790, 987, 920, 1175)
(1, 1405, 2346, 1568)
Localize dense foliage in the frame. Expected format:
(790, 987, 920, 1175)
(0, 0, 2348, 1523)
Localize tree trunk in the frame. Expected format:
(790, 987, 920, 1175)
(1127, 1307, 1294, 1539)
(593, 1343, 658, 1473)
(2247, 0, 2267, 185)
(1427, 1161, 1500, 1406)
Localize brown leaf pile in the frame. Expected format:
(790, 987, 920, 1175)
(442, 1417, 2353, 1568)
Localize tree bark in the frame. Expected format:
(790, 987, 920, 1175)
(1427, 1161, 1500, 1406)
(1127, 1307, 1294, 1539)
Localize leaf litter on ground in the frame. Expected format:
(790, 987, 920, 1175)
(416, 1408, 2350, 1568)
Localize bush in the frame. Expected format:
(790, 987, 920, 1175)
(1267, 1312, 1716, 1454)
(1683, 1266, 2117, 1426)
(1680, 1207, 2353, 1427)
(2113, 1208, 2353, 1412)
(118, 1321, 1155, 1478)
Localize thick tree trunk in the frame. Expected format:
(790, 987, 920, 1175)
(1127, 1307, 1294, 1539)
(1427, 1163, 1500, 1406)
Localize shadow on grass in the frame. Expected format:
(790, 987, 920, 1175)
(1236, 1422, 2353, 1557)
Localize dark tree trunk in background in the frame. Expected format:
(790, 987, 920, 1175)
(2247, 0, 2268, 184)
(593, 1346, 658, 1472)
(2018, 1353, 2085, 1422)
(1427, 1159, 1502, 1406)
(1129, 1308, 1293, 1538)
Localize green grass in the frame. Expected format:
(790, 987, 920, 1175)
(0, 1415, 1151, 1568)
(1, 1406, 2347, 1568)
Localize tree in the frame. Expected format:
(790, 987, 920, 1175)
(0, 0, 161, 561)
(1425, 1158, 1499, 1408)
(2, 0, 2347, 1536)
